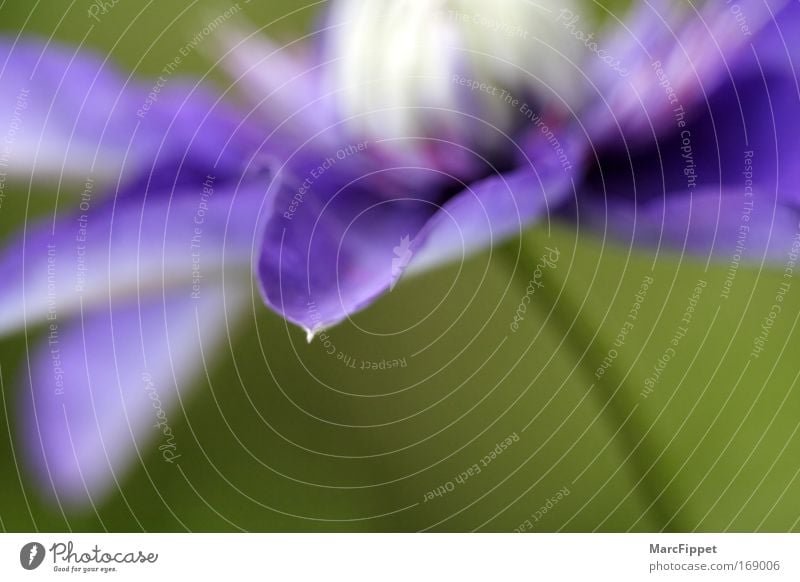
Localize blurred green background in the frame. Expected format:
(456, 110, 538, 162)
(1, 0, 798, 532)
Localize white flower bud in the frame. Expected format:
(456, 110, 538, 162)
(323, 0, 584, 144)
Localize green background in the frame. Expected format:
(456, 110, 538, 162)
(1, 0, 798, 532)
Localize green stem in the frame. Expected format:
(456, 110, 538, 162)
(499, 234, 676, 531)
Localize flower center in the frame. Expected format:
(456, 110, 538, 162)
(323, 0, 582, 152)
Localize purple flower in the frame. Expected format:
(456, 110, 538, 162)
(0, 0, 797, 506)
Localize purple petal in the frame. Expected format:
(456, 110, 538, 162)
(258, 133, 576, 333)
(410, 135, 580, 274)
(581, 0, 794, 146)
(750, 0, 800, 68)
(0, 38, 262, 185)
(574, 1, 800, 259)
(216, 24, 489, 183)
(258, 174, 432, 335)
(579, 186, 800, 262)
(584, 66, 799, 206)
(22, 288, 244, 506)
(0, 179, 269, 336)
(215, 25, 338, 140)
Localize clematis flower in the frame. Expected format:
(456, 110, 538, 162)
(0, 0, 797, 507)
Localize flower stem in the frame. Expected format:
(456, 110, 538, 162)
(499, 235, 677, 531)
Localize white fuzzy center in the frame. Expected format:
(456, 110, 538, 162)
(324, 0, 582, 142)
